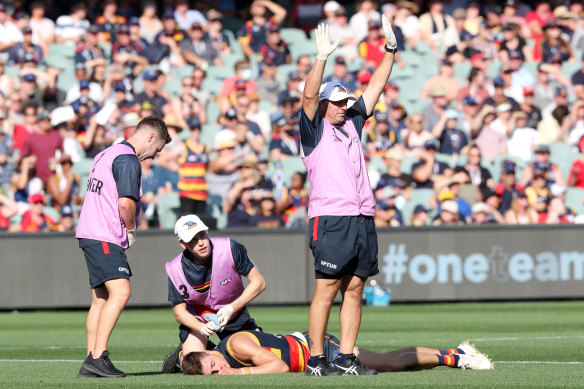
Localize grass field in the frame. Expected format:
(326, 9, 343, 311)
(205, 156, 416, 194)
(1, 301, 583, 388)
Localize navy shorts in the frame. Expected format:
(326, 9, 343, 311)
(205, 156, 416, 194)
(82, 242, 132, 289)
(302, 332, 341, 363)
(308, 215, 379, 278)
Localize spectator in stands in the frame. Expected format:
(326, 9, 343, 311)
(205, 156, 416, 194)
(260, 23, 290, 66)
(204, 9, 231, 56)
(224, 154, 264, 212)
(270, 115, 300, 160)
(248, 92, 273, 137)
(504, 190, 538, 224)
(12, 102, 38, 154)
(469, 22, 498, 63)
(277, 171, 308, 227)
(207, 130, 242, 201)
(83, 121, 111, 159)
(442, 8, 471, 55)
(322, 1, 341, 25)
(568, 137, 584, 188)
(233, 121, 262, 156)
(500, 0, 528, 35)
(70, 81, 100, 121)
(226, 185, 256, 228)
(323, 56, 356, 92)
(189, 67, 210, 107)
(94, 0, 127, 44)
(453, 144, 493, 190)
(45, 154, 81, 212)
(526, 1, 553, 61)
(170, 77, 206, 130)
(499, 23, 532, 63)
(256, 56, 281, 106)
(506, 51, 535, 93)
(572, 53, 584, 101)
(218, 60, 257, 108)
(403, 113, 434, 158)
(7, 26, 44, 67)
(0, 113, 13, 188)
(231, 96, 265, 151)
(377, 147, 412, 191)
(419, 0, 454, 52)
(409, 204, 429, 226)
(0, 192, 18, 230)
(519, 86, 543, 130)
(134, 69, 169, 118)
(538, 104, 570, 145)
(18, 192, 56, 232)
(567, 100, 584, 149)
(139, 1, 162, 45)
(507, 111, 540, 164)
(111, 24, 148, 78)
(294, 55, 312, 80)
(375, 186, 403, 227)
(495, 160, 523, 215)
(52, 204, 75, 231)
(524, 168, 550, 214)
(412, 139, 453, 189)
(328, 6, 358, 61)
(181, 22, 222, 69)
(359, 20, 386, 68)
(457, 68, 489, 108)
(432, 199, 462, 225)
(541, 20, 573, 64)
(55, 3, 89, 44)
(472, 105, 507, 162)
(28, 2, 55, 56)
(66, 64, 104, 105)
(540, 183, 574, 224)
(74, 25, 107, 70)
(484, 76, 520, 111)
(471, 202, 503, 225)
(251, 195, 284, 228)
(393, 1, 420, 50)
(174, 0, 206, 31)
(521, 144, 565, 188)
(350, 0, 381, 43)
(0, 60, 14, 97)
(20, 108, 63, 184)
(10, 155, 42, 210)
(277, 73, 303, 112)
(0, 4, 24, 60)
(144, 9, 187, 68)
(435, 179, 472, 223)
(238, 0, 287, 58)
(366, 109, 402, 157)
(139, 157, 169, 229)
(422, 84, 449, 132)
(421, 58, 461, 102)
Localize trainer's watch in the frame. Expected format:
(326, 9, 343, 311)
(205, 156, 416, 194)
(385, 45, 397, 54)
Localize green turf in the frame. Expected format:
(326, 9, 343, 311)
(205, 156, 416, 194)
(1, 301, 583, 388)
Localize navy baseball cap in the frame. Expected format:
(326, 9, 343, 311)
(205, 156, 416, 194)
(79, 80, 90, 89)
(493, 77, 505, 87)
(143, 69, 158, 81)
(118, 24, 130, 34)
(502, 160, 516, 174)
(555, 86, 568, 97)
(374, 110, 387, 122)
(188, 118, 201, 130)
(424, 139, 438, 150)
(114, 82, 126, 92)
(335, 56, 346, 65)
(288, 71, 302, 81)
(21, 73, 36, 82)
(413, 204, 430, 214)
(129, 16, 140, 25)
(60, 205, 73, 217)
(462, 96, 478, 106)
(535, 145, 550, 154)
(162, 8, 175, 19)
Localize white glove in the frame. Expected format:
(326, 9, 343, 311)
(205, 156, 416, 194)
(127, 229, 136, 248)
(217, 305, 234, 327)
(314, 24, 340, 61)
(202, 313, 223, 332)
(200, 321, 217, 337)
(382, 15, 397, 51)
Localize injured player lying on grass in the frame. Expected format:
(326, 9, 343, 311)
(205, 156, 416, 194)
(176, 329, 495, 375)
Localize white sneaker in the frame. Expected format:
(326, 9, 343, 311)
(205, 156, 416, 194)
(457, 339, 480, 356)
(458, 353, 495, 370)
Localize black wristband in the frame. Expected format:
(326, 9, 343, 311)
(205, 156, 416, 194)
(385, 45, 397, 54)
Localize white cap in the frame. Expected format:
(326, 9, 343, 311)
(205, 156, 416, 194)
(381, 186, 397, 198)
(550, 183, 566, 197)
(174, 215, 209, 242)
(496, 103, 512, 113)
(50, 105, 75, 127)
(324, 1, 341, 13)
(471, 202, 490, 214)
(441, 200, 459, 214)
(319, 82, 356, 102)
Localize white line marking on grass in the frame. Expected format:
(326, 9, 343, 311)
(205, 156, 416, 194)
(0, 345, 177, 351)
(496, 361, 584, 365)
(0, 359, 160, 364)
(474, 336, 584, 342)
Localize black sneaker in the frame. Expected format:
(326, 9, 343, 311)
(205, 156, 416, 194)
(77, 356, 99, 378)
(80, 350, 126, 378)
(305, 355, 342, 376)
(162, 342, 183, 374)
(334, 354, 377, 375)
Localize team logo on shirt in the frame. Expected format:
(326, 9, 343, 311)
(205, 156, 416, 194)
(352, 136, 359, 143)
(220, 277, 233, 286)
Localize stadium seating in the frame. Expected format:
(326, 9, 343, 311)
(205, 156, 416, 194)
(157, 192, 181, 229)
(565, 187, 584, 215)
(281, 156, 306, 186)
(43, 206, 60, 224)
(549, 142, 580, 180)
(401, 188, 435, 225)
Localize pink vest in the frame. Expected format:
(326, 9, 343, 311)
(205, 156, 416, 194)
(302, 118, 375, 218)
(165, 238, 245, 321)
(76, 143, 140, 249)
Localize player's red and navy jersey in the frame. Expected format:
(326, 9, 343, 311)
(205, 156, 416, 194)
(215, 331, 310, 372)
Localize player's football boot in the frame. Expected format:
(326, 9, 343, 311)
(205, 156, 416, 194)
(458, 340, 495, 368)
(162, 342, 183, 374)
(305, 354, 342, 376)
(457, 353, 495, 370)
(79, 350, 126, 378)
(333, 354, 377, 375)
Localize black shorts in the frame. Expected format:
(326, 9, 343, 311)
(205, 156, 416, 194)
(178, 310, 260, 344)
(82, 241, 132, 289)
(302, 332, 341, 363)
(308, 215, 379, 278)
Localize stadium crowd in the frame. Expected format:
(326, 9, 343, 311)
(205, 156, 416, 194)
(1, 0, 584, 232)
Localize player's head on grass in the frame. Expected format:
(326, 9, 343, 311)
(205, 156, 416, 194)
(182, 351, 228, 375)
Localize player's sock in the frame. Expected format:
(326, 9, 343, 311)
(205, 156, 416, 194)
(177, 350, 182, 367)
(308, 354, 325, 364)
(336, 353, 352, 364)
(439, 348, 465, 355)
(437, 354, 460, 368)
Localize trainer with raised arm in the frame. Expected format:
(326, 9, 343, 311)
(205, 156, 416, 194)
(76, 116, 171, 378)
(300, 18, 397, 376)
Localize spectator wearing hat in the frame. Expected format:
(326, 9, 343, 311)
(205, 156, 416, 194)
(224, 154, 270, 214)
(18, 192, 56, 232)
(359, 20, 388, 68)
(256, 55, 281, 107)
(541, 20, 573, 65)
(418, 0, 455, 52)
(94, 0, 127, 44)
(495, 160, 524, 214)
(74, 25, 107, 71)
(276, 171, 309, 226)
(375, 185, 403, 227)
(403, 113, 434, 157)
(507, 111, 540, 163)
(54, 3, 89, 44)
(434, 178, 472, 222)
(174, 0, 206, 31)
(471, 105, 506, 162)
(377, 147, 412, 191)
(65, 64, 104, 105)
(432, 199, 463, 226)
(499, 23, 532, 64)
(410, 204, 429, 226)
(506, 50, 535, 92)
(277, 73, 303, 111)
(218, 60, 257, 109)
(259, 23, 290, 66)
(412, 139, 453, 189)
(504, 189, 538, 224)
(181, 22, 222, 69)
(20, 107, 63, 184)
(7, 25, 44, 67)
(204, 9, 232, 55)
(143, 9, 187, 66)
(46, 154, 81, 212)
(471, 202, 503, 225)
(543, 84, 572, 119)
(483, 76, 520, 112)
(0, 4, 24, 58)
(328, 6, 358, 61)
(348, 0, 381, 42)
(70, 81, 101, 120)
(500, 0, 529, 35)
(366, 109, 402, 156)
(321, 1, 341, 24)
(519, 86, 543, 130)
(443, 8, 472, 52)
(207, 130, 243, 201)
(432, 109, 468, 156)
(111, 24, 148, 77)
(525, 1, 553, 61)
(393, 2, 421, 49)
(138, 1, 162, 46)
(170, 77, 207, 130)
(323, 56, 357, 92)
(422, 84, 449, 132)
(468, 22, 499, 63)
(540, 183, 574, 224)
(524, 167, 550, 213)
(270, 114, 300, 160)
(420, 58, 461, 103)
(134, 69, 169, 118)
(521, 144, 565, 188)
(456, 96, 479, 139)
(50, 204, 75, 232)
(237, 0, 286, 58)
